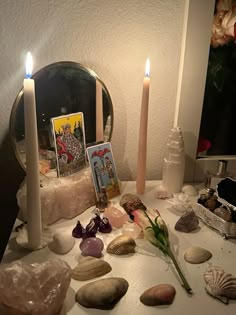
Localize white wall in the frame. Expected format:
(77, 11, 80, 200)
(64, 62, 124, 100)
(0, 0, 185, 180)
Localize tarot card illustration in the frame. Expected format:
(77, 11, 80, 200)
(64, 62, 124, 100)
(86, 142, 120, 199)
(51, 112, 86, 177)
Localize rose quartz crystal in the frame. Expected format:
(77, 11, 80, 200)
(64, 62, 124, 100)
(122, 222, 143, 239)
(0, 259, 71, 315)
(103, 206, 129, 228)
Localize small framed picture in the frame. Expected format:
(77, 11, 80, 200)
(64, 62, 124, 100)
(51, 112, 86, 177)
(86, 142, 120, 199)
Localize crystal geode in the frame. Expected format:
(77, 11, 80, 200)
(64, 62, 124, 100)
(0, 259, 71, 315)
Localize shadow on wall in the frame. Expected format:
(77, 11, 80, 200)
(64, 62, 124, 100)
(0, 131, 24, 262)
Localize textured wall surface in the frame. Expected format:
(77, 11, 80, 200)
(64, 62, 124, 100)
(0, 0, 185, 181)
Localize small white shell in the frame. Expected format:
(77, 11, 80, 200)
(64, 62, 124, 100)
(184, 246, 212, 264)
(50, 231, 75, 254)
(182, 185, 198, 196)
(72, 256, 112, 281)
(107, 235, 136, 255)
(203, 266, 236, 304)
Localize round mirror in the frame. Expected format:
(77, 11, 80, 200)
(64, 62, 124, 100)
(10, 61, 113, 171)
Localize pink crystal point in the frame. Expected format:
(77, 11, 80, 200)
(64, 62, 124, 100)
(103, 206, 129, 228)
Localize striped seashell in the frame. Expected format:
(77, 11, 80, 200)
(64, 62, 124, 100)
(72, 256, 112, 281)
(203, 266, 236, 304)
(107, 235, 136, 255)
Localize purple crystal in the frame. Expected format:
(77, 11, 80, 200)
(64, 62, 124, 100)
(99, 217, 112, 233)
(83, 212, 103, 239)
(72, 221, 85, 238)
(79, 237, 104, 258)
(82, 230, 96, 239)
(93, 212, 102, 228)
(85, 219, 98, 236)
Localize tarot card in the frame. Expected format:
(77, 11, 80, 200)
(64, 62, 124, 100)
(86, 142, 120, 199)
(51, 112, 86, 177)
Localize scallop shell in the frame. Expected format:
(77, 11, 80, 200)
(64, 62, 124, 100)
(76, 277, 129, 309)
(72, 256, 112, 281)
(107, 235, 136, 255)
(184, 246, 212, 264)
(49, 231, 75, 254)
(203, 266, 236, 304)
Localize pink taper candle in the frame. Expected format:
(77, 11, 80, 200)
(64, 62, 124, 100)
(24, 52, 42, 249)
(136, 58, 150, 194)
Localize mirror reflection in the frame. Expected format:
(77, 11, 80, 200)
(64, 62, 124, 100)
(10, 61, 113, 171)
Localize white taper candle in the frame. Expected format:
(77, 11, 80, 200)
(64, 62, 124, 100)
(24, 52, 42, 249)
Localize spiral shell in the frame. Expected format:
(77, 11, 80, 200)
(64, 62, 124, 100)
(203, 266, 236, 304)
(72, 256, 112, 281)
(107, 235, 136, 255)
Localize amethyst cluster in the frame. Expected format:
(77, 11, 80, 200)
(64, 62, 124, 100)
(72, 212, 112, 239)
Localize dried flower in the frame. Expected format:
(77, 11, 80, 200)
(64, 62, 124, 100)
(211, 0, 236, 47)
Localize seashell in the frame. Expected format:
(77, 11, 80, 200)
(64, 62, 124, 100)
(203, 266, 236, 304)
(155, 190, 173, 199)
(175, 210, 199, 232)
(182, 184, 198, 196)
(76, 277, 129, 309)
(184, 246, 212, 264)
(50, 231, 75, 254)
(140, 284, 176, 306)
(107, 235, 136, 255)
(72, 256, 112, 281)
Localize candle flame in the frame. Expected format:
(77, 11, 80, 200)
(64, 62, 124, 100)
(25, 52, 33, 78)
(145, 58, 150, 77)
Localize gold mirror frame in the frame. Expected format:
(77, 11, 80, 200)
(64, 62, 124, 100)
(9, 61, 114, 171)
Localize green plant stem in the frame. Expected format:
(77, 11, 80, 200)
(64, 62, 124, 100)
(166, 247, 192, 294)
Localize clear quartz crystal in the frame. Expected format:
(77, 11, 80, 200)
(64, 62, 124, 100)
(162, 127, 185, 193)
